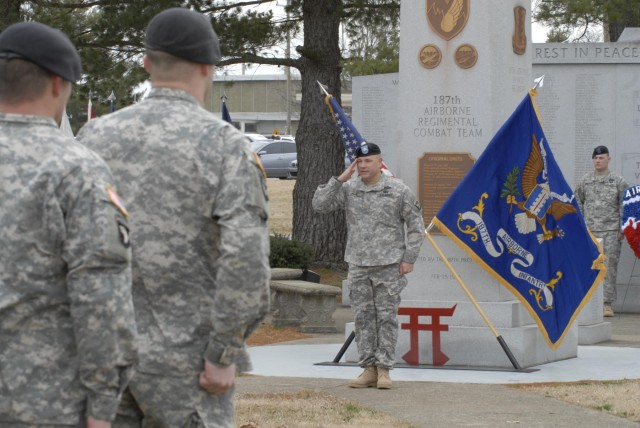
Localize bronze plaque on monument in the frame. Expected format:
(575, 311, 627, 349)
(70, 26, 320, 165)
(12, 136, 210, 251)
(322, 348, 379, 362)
(419, 152, 475, 230)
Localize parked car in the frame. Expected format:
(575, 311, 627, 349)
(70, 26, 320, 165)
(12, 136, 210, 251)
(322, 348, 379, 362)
(253, 140, 297, 179)
(263, 134, 295, 142)
(244, 133, 272, 143)
(277, 135, 295, 142)
(288, 156, 352, 179)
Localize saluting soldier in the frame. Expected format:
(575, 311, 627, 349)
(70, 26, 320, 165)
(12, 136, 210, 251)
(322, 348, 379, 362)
(77, 8, 270, 428)
(0, 22, 137, 427)
(575, 145, 629, 317)
(313, 143, 425, 389)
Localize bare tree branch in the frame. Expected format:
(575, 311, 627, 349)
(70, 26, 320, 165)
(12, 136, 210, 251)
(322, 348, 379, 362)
(199, 0, 275, 14)
(218, 53, 300, 69)
(45, 0, 135, 9)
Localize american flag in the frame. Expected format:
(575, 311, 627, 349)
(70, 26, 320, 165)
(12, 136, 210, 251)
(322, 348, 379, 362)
(221, 98, 232, 124)
(324, 94, 365, 162)
(323, 92, 393, 175)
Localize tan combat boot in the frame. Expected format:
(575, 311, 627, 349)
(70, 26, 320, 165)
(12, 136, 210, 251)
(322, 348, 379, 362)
(348, 367, 378, 388)
(604, 303, 614, 317)
(376, 367, 392, 389)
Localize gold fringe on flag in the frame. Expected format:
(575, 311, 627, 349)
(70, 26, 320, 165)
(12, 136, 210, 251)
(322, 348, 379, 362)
(592, 253, 607, 271)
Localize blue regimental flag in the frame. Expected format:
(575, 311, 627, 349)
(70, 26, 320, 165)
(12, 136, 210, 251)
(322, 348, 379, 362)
(222, 98, 232, 124)
(432, 91, 606, 348)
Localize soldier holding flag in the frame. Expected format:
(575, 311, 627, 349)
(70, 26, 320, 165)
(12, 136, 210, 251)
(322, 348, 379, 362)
(313, 142, 424, 389)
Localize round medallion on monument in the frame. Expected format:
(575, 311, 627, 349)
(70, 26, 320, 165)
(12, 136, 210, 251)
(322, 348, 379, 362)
(419, 44, 442, 69)
(454, 44, 478, 69)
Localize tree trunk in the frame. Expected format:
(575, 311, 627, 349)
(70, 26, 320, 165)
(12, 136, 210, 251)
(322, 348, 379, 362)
(606, 1, 640, 42)
(608, 21, 631, 42)
(292, 0, 347, 267)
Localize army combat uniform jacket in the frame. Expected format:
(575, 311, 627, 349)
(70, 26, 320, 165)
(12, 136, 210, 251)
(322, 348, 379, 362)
(0, 114, 137, 424)
(312, 174, 425, 266)
(78, 88, 270, 376)
(575, 170, 628, 304)
(575, 171, 628, 232)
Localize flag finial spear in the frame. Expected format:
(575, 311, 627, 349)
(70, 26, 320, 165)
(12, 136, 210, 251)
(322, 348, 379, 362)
(317, 81, 330, 96)
(532, 75, 545, 91)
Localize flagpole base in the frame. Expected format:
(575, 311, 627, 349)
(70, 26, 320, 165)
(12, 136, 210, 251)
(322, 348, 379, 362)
(496, 335, 523, 370)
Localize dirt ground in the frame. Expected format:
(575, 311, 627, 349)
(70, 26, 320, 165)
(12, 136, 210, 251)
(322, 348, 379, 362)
(243, 178, 640, 425)
(237, 390, 415, 428)
(265, 178, 295, 236)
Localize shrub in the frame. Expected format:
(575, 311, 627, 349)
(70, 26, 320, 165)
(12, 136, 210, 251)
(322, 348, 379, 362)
(269, 234, 315, 269)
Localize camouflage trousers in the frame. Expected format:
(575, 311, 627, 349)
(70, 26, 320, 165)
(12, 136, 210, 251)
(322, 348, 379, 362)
(113, 370, 235, 428)
(0, 411, 83, 427)
(348, 263, 407, 369)
(0, 423, 82, 428)
(593, 230, 622, 304)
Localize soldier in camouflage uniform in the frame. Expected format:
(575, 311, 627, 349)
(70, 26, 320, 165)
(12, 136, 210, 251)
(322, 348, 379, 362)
(575, 145, 629, 317)
(0, 22, 137, 427)
(77, 8, 270, 428)
(313, 143, 424, 389)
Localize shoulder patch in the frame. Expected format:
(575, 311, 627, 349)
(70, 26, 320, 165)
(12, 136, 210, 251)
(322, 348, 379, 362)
(117, 220, 131, 247)
(107, 184, 129, 217)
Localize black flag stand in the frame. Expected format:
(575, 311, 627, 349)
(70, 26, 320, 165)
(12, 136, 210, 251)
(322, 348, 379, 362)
(332, 331, 355, 363)
(325, 326, 534, 372)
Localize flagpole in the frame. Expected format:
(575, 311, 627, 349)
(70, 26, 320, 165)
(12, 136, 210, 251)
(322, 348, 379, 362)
(317, 81, 330, 96)
(425, 223, 524, 371)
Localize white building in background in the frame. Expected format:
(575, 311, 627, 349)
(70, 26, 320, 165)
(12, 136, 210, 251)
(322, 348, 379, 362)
(208, 73, 352, 137)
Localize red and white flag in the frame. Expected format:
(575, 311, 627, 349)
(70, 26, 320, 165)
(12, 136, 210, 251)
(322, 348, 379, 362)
(622, 185, 640, 259)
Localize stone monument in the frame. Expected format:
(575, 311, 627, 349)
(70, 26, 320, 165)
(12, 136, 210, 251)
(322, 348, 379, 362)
(345, 0, 581, 369)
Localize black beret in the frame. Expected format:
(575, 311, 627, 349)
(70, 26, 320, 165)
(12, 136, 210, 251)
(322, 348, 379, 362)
(355, 142, 381, 158)
(592, 145, 609, 158)
(145, 8, 221, 65)
(0, 21, 82, 82)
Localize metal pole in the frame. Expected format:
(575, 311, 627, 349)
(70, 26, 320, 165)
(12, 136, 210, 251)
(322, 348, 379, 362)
(333, 331, 355, 363)
(285, 0, 291, 135)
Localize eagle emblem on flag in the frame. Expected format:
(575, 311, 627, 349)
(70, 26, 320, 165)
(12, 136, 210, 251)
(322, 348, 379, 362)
(505, 135, 577, 243)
